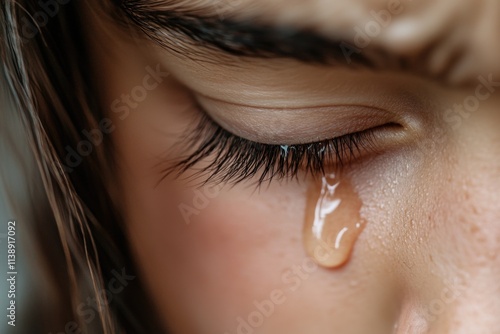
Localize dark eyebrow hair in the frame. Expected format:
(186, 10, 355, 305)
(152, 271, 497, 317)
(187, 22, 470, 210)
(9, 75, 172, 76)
(114, 1, 382, 67)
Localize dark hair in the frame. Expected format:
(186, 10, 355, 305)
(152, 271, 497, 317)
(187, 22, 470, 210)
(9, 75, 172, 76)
(1, 1, 162, 332)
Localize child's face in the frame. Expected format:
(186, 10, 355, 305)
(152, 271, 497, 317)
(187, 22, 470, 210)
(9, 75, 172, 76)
(84, 0, 500, 332)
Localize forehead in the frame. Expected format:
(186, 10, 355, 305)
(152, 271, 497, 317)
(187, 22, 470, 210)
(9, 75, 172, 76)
(140, 0, 500, 83)
(212, 0, 467, 27)
(208, 0, 499, 81)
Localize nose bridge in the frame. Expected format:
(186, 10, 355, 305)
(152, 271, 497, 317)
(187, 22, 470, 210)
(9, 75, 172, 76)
(469, 0, 500, 80)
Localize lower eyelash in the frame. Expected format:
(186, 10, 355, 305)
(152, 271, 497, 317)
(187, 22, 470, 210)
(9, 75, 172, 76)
(159, 111, 376, 186)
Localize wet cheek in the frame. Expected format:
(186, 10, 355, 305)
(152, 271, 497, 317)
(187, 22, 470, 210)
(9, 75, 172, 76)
(433, 164, 500, 272)
(350, 132, 500, 321)
(349, 146, 450, 288)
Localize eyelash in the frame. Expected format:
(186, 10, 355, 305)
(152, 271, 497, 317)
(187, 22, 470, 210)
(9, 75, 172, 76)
(162, 109, 377, 186)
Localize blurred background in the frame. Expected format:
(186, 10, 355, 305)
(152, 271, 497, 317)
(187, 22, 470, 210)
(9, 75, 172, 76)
(1, 66, 33, 334)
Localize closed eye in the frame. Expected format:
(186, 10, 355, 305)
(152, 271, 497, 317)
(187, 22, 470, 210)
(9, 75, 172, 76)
(157, 107, 400, 187)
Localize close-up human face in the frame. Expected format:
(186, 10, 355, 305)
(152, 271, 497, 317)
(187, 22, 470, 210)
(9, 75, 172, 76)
(74, 1, 500, 333)
(78, 0, 500, 333)
(2, 0, 499, 333)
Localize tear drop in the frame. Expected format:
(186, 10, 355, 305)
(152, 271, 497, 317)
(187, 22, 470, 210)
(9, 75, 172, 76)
(303, 173, 365, 268)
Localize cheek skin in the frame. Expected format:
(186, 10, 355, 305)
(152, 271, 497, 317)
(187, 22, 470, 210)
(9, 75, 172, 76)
(123, 180, 306, 332)
(351, 97, 500, 331)
(122, 173, 402, 334)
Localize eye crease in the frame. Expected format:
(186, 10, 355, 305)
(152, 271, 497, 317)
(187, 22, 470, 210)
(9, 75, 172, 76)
(159, 106, 386, 187)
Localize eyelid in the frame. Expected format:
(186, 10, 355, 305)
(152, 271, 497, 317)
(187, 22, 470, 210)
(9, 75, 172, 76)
(160, 100, 409, 187)
(194, 93, 401, 145)
(163, 111, 379, 186)
(158, 89, 420, 186)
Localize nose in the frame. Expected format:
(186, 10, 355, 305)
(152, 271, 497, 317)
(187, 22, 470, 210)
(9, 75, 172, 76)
(395, 277, 500, 334)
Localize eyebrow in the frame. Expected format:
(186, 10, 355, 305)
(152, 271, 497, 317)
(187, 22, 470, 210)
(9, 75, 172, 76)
(116, 1, 383, 67)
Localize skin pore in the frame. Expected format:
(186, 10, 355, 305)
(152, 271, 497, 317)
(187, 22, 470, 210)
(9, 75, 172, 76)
(82, 1, 500, 333)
